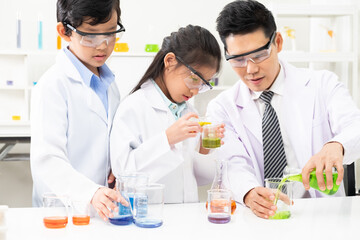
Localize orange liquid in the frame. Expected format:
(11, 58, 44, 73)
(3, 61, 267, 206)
(206, 199, 236, 215)
(72, 215, 90, 225)
(57, 35, 62, 50)
(43, 216, 68, 229)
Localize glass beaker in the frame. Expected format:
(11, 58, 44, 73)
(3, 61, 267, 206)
(109, 178, 133, 226)
(134, 183, 164, 228)
(202, 124, 221, 149)
(42, 193, 69, 229)
(118, 172, 149, 210)
(265, 178, 293, 220)
(71, 200, 90, 226)
(205, 159, 236, 214)
(207, 189, 231, 224)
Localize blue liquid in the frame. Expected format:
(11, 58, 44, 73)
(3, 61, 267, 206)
(38, 21, 43, 50)
(128, 194, 134, 209)
(135, 219, 163, 228)
(16, 19, 21, 48)
(109, 215, 133, 225)
(134, 194, 148, 218)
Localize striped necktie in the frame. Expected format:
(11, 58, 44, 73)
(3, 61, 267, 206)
(260, 91, 287, 179)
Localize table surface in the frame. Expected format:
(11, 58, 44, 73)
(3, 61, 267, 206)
(4, 196, 359, 240)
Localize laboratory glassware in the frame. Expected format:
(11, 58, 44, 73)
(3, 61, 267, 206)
(205, 159, 236, 214)
(207, 189, 232, 224)
(71, 200, 90, 225)
(109, 178, 133, 225)
(134, 183, 164, 228)
(265, 178, 294, 219)
(42, 193, 69, 228)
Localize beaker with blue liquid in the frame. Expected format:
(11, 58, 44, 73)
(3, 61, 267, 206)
(109, 173, 149, 225)
(109, 178, 133, 225)
(134, 183, 164, 228)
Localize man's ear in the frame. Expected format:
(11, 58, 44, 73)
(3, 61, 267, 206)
(274, 32, 283, 53)
(163, 52, 178, 71)
(57, 22, 71, 42)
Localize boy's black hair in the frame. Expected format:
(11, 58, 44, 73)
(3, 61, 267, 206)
(57, 0, 121, 36)
(216, 0, 276, 48)
(131, 25, 222, 93)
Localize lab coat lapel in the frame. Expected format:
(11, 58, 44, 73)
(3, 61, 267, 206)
(107, 82, 120, 127)
(58, 50, 108, 124)
(281, 60, 314, 165)
(235, 82, 262, 144)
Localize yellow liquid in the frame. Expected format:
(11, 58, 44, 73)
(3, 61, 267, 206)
(199, 121, 211, 127)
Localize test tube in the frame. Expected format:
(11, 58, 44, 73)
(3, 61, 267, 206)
(16, 12, 21, 49)
(38, 15, 43, 50)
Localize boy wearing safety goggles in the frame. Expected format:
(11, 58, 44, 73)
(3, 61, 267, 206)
(207, 0, 360, 219)
(31, 0, 127, 221)
(110, 25, 225, 203)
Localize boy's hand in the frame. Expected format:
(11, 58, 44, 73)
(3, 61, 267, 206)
(166, 112, 200, 145)
(91, 187, 129, 221)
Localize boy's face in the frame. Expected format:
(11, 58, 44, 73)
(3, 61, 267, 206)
(225, 29, 282, 92)
(68, 10, 118, 75)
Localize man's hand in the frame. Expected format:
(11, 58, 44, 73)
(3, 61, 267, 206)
(91, 187, 129, 221)
(244, 187, 277, 219)
(302, 142, 344, 191)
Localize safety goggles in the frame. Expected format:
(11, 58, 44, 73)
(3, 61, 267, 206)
(225, 32, 275, 68)
(176, 56, 214, 93)
(65, 22, 125, 48)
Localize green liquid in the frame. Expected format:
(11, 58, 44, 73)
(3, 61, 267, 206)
(286, 171, 339, 195)
(202, 138, 221, 148)
(272, 170, 339, 217)
(269, 211, 291, 219)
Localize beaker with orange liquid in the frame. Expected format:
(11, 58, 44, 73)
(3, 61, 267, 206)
(42, 193, 69, 229)
(71, 200, 91, 225)
(205, 159, 236, 215)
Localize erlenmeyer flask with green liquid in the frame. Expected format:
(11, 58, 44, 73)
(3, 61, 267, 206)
(283, 167, 339, 195)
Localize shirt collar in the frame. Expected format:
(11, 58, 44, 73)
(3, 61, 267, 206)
(63, 47, 114, 86)
(251, 63, 284, 100)
(151, 79, 187, 119)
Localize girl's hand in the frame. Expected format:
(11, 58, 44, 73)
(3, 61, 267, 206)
(166, 112, 200, 145)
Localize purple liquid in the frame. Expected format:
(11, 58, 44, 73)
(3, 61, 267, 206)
(208, 214, 231, 224)
(109, 215, 133, 225)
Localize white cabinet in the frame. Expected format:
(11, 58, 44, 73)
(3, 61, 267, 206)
(272, 4, 359, 104)
(0, 51, 56, 136)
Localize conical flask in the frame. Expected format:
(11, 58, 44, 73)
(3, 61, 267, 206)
(206, 159, 236, 214)
(109, 177, 133, 225)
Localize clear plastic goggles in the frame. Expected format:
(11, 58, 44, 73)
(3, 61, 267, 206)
(176, 56, 213, 93)
(66, 23, 125, 48)
(184, 72, 215, 93)
(227, 47, 272, 68)
(225, 32, 275, 68)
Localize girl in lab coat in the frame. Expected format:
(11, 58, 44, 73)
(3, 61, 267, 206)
(110, 25, 223, 203)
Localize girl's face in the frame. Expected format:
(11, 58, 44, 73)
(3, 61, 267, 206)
(162, 54, 217, 103)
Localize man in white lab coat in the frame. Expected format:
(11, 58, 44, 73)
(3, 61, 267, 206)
(208, 0, 360, 219)
(31, 0, 127, 221)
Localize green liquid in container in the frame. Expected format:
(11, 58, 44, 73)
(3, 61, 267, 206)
(202, 138, 221, 148)
(284, 171, 339, 195)
(269, 211, 291, 220)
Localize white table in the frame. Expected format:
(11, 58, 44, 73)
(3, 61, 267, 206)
(5, 197, 359, 240)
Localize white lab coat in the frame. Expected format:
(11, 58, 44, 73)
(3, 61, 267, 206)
(110, 80, 215, 203)
(30, 50, 120, 207)
(207, 59, 360, 204)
